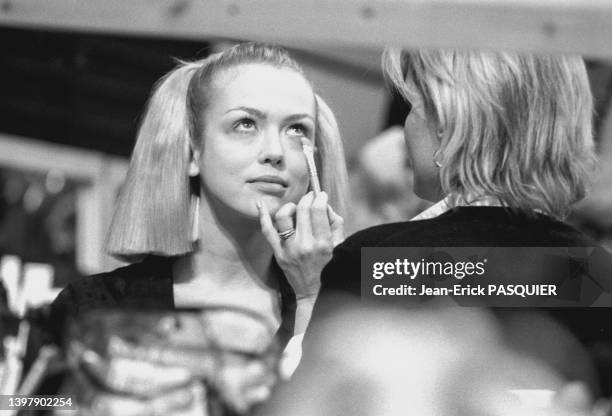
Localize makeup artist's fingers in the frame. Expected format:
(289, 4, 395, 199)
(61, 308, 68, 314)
(256, 200, 282, 254)
(327, 205, 345, 246)
(310, 192, 332, 242)
(274, 203, 297, 237)
(295, 192, 315, 242)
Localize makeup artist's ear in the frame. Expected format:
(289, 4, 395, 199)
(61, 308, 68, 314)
(189, 146, 201, 177)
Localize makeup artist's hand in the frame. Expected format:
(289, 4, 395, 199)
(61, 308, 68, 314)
(257, 191, 344, 301)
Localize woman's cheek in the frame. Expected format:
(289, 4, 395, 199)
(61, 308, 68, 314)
(297, 166, 311, 194)
(286, 152, 308, 187)
(285, 174, 308, 205)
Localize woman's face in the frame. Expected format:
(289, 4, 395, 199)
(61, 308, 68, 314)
(403, 89, 443, 202)
(197, 63, 314, 219)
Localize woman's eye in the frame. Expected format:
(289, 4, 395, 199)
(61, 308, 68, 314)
(234, 118, 256, 133)
(287, 124, 309, 137)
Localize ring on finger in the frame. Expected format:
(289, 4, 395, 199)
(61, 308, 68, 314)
(278, 228, 296, 240)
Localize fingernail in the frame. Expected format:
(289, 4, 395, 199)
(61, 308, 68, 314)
(256, 200, 262, 210)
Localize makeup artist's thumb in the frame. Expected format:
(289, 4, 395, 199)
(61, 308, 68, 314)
(327, 206, 344, 246)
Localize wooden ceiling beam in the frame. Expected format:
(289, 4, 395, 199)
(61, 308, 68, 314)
(1, 0, 612, 58)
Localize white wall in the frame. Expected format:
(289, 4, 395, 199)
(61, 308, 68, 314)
(299, 48, 389, 159)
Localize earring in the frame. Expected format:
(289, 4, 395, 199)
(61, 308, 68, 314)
(191, 194, 200, 243)
(434, 127, 444, 168)
(189, 147, 200, 178)
(433, 149, 443, 168)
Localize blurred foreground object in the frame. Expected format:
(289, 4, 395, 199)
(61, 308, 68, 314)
(1, 255, 59, 405)
(261, 301, 607, 416)
(61, 307, 280, 416)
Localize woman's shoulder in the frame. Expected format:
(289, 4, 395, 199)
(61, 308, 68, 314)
(320, 221, 431, 295)
(45, 256, 175, 342)
(56, 262, 140, 308)
(341, 220, 433, 250)
(58, 256, 174, 309)
(345, 207, 602, 247)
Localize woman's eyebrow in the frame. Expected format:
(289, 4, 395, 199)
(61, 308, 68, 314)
(225, 106, 266, 118)
(285, 114, 315, 123)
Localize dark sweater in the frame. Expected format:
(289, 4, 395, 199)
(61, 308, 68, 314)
(313, 206, 612, 393)
(320, 206, 606, 297)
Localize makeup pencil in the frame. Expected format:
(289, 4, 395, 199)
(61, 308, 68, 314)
(301, 137, 321, 194)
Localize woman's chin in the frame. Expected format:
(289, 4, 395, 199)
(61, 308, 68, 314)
(257, 196, 284, 215)
(224, 198, 284, 220)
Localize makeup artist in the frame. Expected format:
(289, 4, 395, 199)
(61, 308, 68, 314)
(312, 49, 612, 394)
(45, 42, 347, 404)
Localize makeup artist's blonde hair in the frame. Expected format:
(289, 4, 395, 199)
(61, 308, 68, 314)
(107, 43, 348, 260)
(383, 48, 596, 219)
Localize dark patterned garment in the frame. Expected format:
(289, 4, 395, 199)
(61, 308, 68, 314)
(47, 255, 297, 349)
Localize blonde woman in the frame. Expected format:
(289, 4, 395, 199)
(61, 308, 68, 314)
(51, 41, 348, 337)
(315, 49, 612, 393)
(43, 43, 348, 412)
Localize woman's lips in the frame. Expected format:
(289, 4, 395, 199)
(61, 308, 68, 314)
(247, 176, 288, 195)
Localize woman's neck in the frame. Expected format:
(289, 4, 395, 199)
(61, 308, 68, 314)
(175, 194, 275, 287)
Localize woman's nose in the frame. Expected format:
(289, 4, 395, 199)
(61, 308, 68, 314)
(259, 131, 285, 166)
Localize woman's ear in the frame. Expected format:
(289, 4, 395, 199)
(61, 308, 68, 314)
(189, 147, 201, 177)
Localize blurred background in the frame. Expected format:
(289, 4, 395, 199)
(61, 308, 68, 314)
(0, 2, 611, 301)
